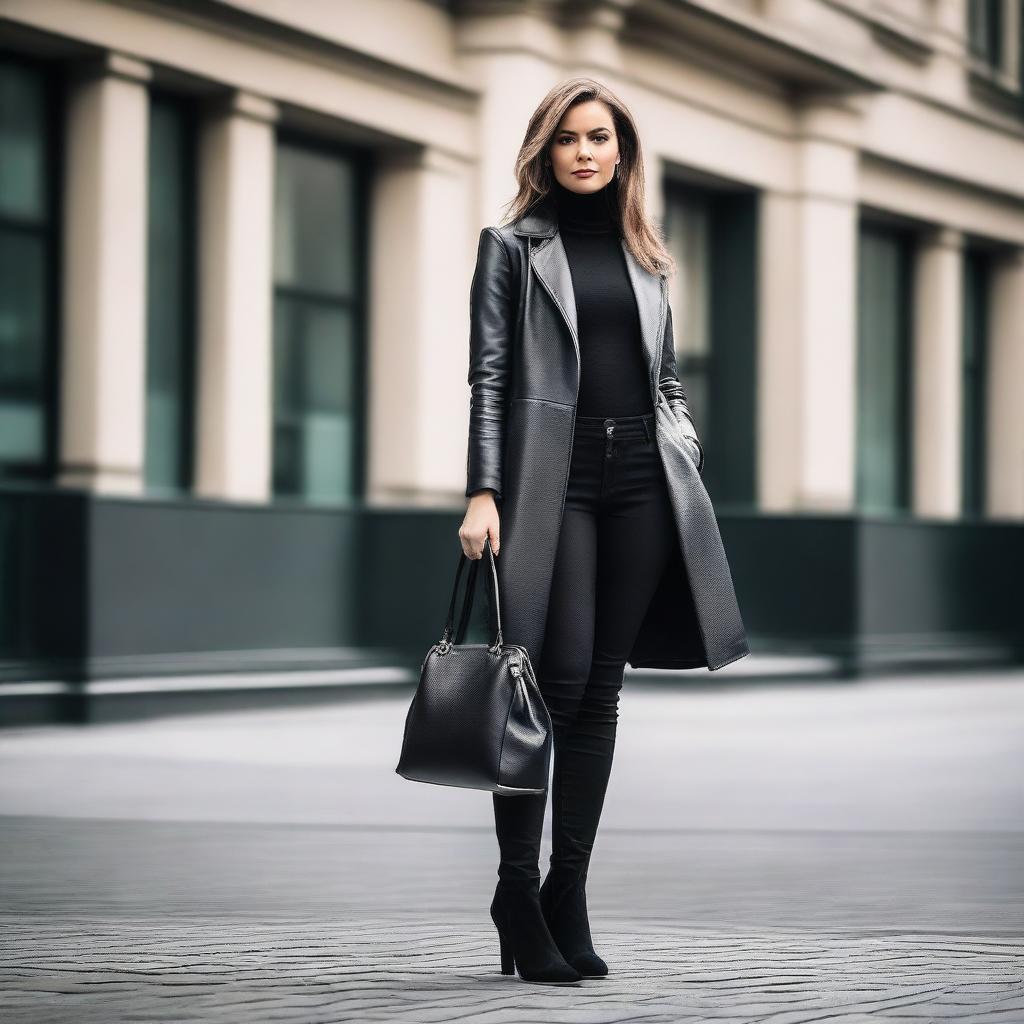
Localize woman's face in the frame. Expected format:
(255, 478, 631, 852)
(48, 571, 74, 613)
(548, 99, 620, 194)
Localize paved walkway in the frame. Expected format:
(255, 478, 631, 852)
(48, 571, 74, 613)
(1, 670, 1022, 1022)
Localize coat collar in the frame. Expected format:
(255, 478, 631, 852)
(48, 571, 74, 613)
(513, 192, 667, 399)
(512, 193, 559, 239)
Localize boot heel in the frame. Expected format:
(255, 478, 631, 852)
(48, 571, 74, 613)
(497, 926, 515, 975)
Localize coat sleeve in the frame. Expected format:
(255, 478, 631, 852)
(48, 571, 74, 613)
(465, 227, 515, 501)
(658, 302, 705, 475)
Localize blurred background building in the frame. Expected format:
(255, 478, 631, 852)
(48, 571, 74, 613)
(1, 0, 1022, 725)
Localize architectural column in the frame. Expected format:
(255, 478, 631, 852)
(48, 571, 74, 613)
(912, 228, 963, 518)
(194, 91, 278, 503)
(987, 248, 1024, 518)
(925, 0, 971, 103)
(367, 147, 475, 504)
(759, 101, 860, 512)
(58, 53, 151, 494)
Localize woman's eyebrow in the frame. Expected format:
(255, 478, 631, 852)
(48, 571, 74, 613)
(558, 126, 613, 135)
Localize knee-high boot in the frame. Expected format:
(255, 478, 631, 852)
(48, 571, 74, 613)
(539, 697, 617, 977)
(489, 787, 581, 984)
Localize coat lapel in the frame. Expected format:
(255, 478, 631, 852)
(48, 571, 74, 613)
(620, 240, 667, 400)
(530, 231, 579, 359)
(514, 193, 666, 401)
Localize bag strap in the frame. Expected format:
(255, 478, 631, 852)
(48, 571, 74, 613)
(439, 538, 503, 653)
(454, 557, 480, 644)
(488, 539, 503, 641)
(442, 548, 475, 645)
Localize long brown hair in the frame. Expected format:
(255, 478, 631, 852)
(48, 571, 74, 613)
(498, 77, 674, 278)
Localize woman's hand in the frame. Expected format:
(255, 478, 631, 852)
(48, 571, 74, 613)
(460, 490, 500, 559)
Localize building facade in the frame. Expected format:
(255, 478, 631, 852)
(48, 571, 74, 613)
(1, 0, 1022, 721)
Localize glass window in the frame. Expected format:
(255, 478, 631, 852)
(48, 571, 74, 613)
(1020, 0, 1024, 88)
(961, 248, 991, 516)
(0, 58, 56, 479)
(855, 222, 914, 515)
(663, 182, 757, 506)
(664, 190, 712, 375)
(272, 140, 363, 503)
(968, 0, 1004, 69)
(145, 93, 197, 494)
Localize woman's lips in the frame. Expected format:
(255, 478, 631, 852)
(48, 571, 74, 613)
(573, 169, 596, 176)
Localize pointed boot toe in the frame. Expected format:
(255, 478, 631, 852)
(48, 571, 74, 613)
(539, 869, 608, 977)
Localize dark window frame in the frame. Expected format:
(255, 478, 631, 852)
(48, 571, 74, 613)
(855, 216, 916, 517)
(968, 0, 1005, 69)
(145, 86, 200, 495)
(662, 176, 759, 510)
(271, 128, 370, 505)
(961, 245, 992, 517)
(0, 48, 66, 484)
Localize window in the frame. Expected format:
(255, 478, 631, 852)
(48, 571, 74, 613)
(665, 189, 712, 378)
(145, 92, 197, 494)
(855, 221, 914, 515)
(272, 139, 365, 503)
(969, 0, 1005, 69)
(663, 181, 757, 505)
(967, 0, 1024, 87)
(961, 248, 991, 516)
(0, 56, 58, 481)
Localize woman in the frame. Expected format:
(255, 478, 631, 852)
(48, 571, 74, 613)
(458, 78, 750, 986)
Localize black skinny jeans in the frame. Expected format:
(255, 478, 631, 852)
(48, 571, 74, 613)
(492, 410, 677, 886)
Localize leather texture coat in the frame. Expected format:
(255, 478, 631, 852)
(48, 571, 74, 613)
(465, 193, 750, 673)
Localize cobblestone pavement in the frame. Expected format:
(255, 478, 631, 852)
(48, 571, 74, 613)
(1, 671, 1022, 1022)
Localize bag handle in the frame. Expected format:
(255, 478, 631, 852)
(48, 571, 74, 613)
(440, 546, 482, 650)
(438, 537, 503, 654)
(454, 557, 480, 645)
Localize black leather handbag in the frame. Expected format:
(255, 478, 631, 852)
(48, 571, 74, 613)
(395, 537, 552, 795)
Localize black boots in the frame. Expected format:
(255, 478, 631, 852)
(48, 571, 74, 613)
(489, 877, 582, 984)
(539, 867, 608, 977)
(538, 713, 615, 977)
(490, 707, 617, 982)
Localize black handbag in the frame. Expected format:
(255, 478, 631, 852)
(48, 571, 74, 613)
(395, 537, 552, 795)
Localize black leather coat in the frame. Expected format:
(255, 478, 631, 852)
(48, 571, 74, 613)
(465, 194, 750, 672)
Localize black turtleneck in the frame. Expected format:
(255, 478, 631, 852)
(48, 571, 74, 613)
(552, 177, 653, 417)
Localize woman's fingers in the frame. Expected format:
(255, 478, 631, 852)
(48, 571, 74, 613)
(459, 520, 500, 560)
(458, 528, 486, 559)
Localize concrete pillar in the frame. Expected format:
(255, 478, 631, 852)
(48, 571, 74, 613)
(194, 91, 278, 503)
(367, 147, 475, 505)
(912, 228, 963, 518)
(987, 248, 1024, 518)
(759, 102, 860, 512)
(925, 0, 971, 103)
(58, 53, 151, 494)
